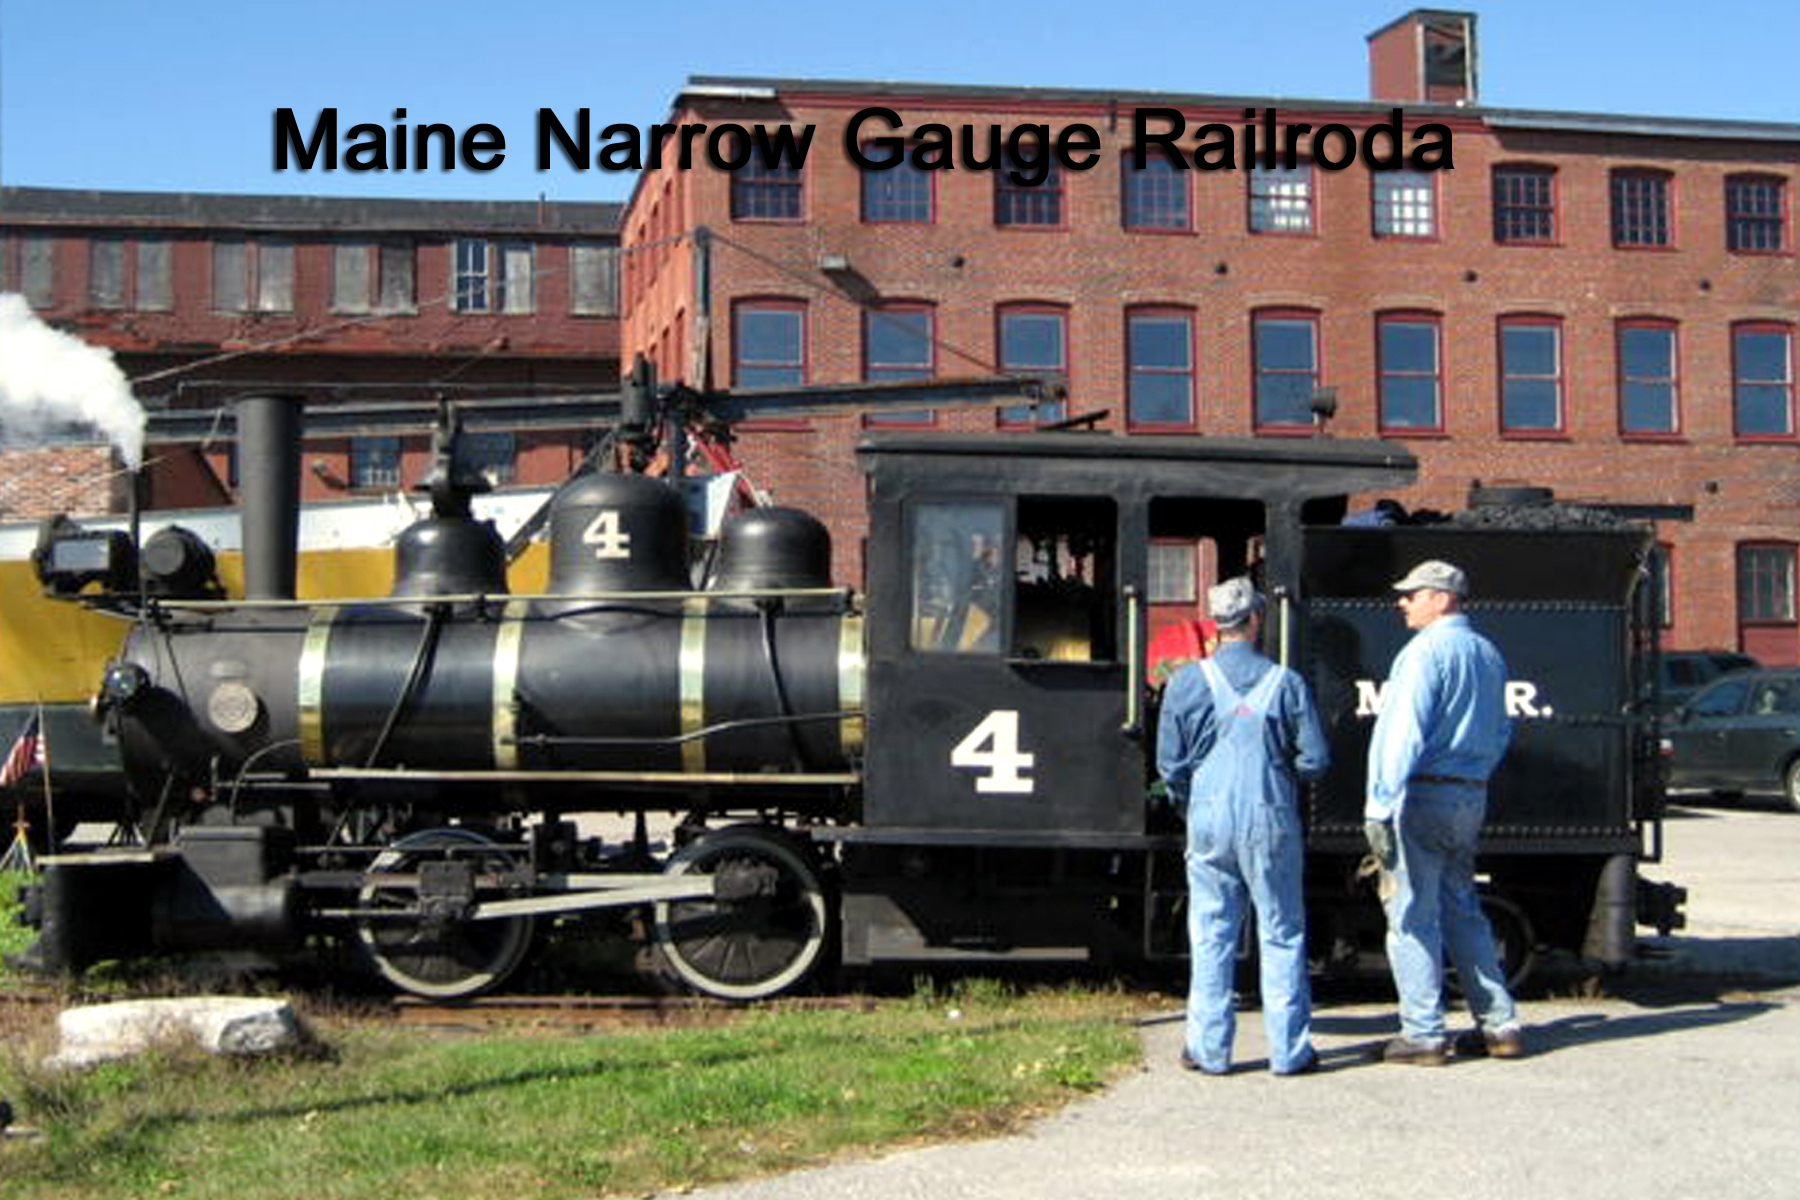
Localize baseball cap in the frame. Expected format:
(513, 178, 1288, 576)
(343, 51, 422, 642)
(1207, 576, 1265, 626)
(1392, 559, 1468, 596)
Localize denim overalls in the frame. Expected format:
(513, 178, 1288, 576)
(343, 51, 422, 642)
(1183, 658, 1314, 1075)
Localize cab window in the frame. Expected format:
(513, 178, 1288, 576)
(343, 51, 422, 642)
(910, 501, 1006, 654)
(1011, 495, 1117, 662)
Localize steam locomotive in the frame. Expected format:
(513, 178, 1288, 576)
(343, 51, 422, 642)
(13, 392, 1683, 1000)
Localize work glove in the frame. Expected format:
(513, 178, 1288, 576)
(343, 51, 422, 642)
(1363, 818, 1397, 871)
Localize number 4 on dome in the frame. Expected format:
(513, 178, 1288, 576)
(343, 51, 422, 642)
(950, 710, 1035, 795)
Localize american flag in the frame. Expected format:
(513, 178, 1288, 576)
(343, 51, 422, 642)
(0, 716, 43, 788)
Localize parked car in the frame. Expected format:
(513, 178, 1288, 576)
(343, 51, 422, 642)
(1663, 667, 1800, 811)
(1656, 649, 1760, 714)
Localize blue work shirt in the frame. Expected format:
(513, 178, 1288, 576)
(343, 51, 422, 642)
(1365, 613, 1512, 821)
(1157, 639, 1330, 809)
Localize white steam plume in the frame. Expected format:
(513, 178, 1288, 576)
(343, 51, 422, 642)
(0, 292, 146, 469)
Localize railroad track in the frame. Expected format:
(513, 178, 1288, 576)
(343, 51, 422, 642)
(388, 992, 876, 1029)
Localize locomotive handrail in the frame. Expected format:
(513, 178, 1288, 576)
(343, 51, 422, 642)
(512, 709, 859, 749)
(308, 766, 860, 785)
(1122, 585, 1142, 736)
(132, 586, 857, 611)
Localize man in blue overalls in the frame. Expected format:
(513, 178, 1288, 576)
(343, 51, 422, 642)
(1158, 577, 1329, 1076)
(1364, 559, 1525, 1065)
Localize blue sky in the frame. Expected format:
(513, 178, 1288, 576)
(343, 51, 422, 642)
(1, 0, 1795, 206)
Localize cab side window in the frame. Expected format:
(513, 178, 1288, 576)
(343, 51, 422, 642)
(910, 501, 1006, 654)
(1011, 495, 1117, 663)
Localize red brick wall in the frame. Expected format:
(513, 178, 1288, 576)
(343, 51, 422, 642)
(1368, 19, 1422, 104)
(0, 446, 126, 518)
(624, 89, 1800, 657)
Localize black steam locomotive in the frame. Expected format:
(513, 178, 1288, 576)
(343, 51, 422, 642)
(15, 394, 1682, 1000)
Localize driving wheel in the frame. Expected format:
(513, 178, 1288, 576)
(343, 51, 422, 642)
(653, 825, 833, 1001)
(357, 827, 536, 999)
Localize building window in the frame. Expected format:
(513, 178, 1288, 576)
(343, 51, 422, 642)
(730, 154, 803, 221)
(1248, 163, 1313, 233)
(1148, 541, 1198, 604)
(454, 430, 516, 486)
(570, 243, 619, 316)
(1499, 317, 1563, 433)
(1726, 175, 1785, 253)
(1253, 310, 1320, 430)
(1123, 155, 1190, 231)
(1493, 165, 1556, 244)
(89, 237, 171, 312)
(89, 238, 125, 309)
(452, 240, 532, 314)
(997, 306, 1069, 426)
(1734, 323, 1794, 439)
(1126, 309, 1194, 428)
(332, 242, 416, 314)
(733, 301, 805, 389)
(1739, 544, 1796, 623)
(1377, 314, 1442, 432)
(4, 235, 56, 309)
(1611, 170, 1672, 248)
(863, 305, 936, 426)
(994, 155, 1062, 226)
(1373, 170, 1436, 237)
(136, 240, 171, 311)
(213, 239, 293, 313)
(350, 436, 402, 490)
(861, 152, 932, 223)
(1617, 321, 1679, 436)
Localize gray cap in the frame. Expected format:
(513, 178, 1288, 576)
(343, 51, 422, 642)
(1208, 576, 1265, 627)
(1392, 559, 1468, 596)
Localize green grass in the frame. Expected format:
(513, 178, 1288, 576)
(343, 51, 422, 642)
(0, 872, 33, 968)
(0, 880, 1145, 1200)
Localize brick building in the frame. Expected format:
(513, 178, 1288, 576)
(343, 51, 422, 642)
(621, 9, 1800, 662)
(0, 186, 622, 517)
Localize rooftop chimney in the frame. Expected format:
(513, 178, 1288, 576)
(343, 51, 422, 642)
(1368, 9, 1478, 107)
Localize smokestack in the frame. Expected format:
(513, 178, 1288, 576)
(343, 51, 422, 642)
(236, 395, 302, 601)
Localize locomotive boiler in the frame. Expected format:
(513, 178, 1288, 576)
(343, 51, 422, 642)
(13, 391, 1685, 1002)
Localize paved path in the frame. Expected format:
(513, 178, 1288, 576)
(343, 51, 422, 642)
(671, 802, 1800, 1200)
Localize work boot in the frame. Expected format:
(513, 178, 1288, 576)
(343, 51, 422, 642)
(1454, 1026, 1526, 1059)
(1379, 1036, 1447, 1066)
(1179, 1049, 1230, 1076)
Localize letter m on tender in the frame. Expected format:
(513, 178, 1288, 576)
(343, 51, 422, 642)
(1355, 680, 1384, 717)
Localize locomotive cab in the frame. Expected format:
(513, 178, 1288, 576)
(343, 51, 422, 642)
(836, 432, 1417, 969)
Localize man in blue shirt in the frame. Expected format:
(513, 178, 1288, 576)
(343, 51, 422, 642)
(1365, 560, 1524, 1065)
(1158, 577, 1329, 1076)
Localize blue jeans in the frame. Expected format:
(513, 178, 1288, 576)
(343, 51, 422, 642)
(1383, 784, 1517, 1044)
(1185, 797, 1313, 1074)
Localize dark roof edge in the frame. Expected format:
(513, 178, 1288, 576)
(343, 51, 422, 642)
(682, 75, 1800, 145)
(1364, 8, 1477, 43)
(0, 185, 623, 235)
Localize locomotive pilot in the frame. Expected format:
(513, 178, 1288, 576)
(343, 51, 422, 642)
(1157, 577, 1328, 1076)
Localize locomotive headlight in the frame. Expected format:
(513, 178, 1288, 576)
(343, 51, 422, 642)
(97, 661, 151, 714)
